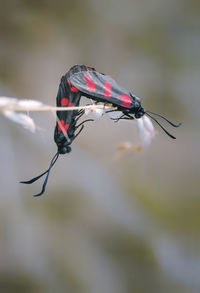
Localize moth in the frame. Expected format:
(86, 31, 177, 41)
(21, 65, 181, 196)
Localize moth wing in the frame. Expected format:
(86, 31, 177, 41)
(70, 71, 132, 107)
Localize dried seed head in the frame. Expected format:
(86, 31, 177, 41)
(17, 99, 44, 109)
(137, 116, 156, 148)
(0, 97, 17, 108)
(3, 110, 36, 133)
(85, 105, 105, 120)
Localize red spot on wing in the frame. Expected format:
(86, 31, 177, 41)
(71, 86, 79, 92)
(64, 123, 69, 134)
(84, 73, 97, 92)
(58, 120, 64, 132)
(68, 78, 79, 92)
(120, 95, 132, 108)
(104, 82, 112, 98)
(58, 120, 69, 135)
(68, 102, 73, 107)
(61, 98, 69, 106)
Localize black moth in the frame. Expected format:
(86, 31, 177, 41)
(21, 64, 181, 196)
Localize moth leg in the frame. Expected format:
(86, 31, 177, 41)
(72, 119, 94, 141)
(116, 116, 134, 121)
(111, 114, 126, 123)
(118, 117, 134, 121)
(75, 110, 85, 122)
(75, 119, 94, 129)
(74, 125, 84, 139)
(77, 109, 85, 116)
(111, 113, 134, 122)
(105, 109, 120, 114)
(124, 113, 134, 120)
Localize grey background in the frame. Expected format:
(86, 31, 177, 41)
(0, 1, 200, 292)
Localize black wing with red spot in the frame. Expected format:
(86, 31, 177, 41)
(70, 70, 135, 109)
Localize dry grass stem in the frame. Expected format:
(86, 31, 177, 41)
(0, 96, 115, 132)
(0, 96, 115, 112)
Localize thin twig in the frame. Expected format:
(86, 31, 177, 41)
(0, 104, 115, 112)
(0, 97, 116, 132)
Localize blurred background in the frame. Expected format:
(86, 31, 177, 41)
(0, 0, 200, 292)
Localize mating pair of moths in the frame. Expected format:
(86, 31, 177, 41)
(21, 64, 181, 196)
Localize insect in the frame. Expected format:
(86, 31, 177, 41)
(21, 64, 181, 197)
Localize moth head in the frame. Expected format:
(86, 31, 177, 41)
(130, 94, 144, 118)
(59, 145, 72, 154)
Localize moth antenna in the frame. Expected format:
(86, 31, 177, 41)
(145, 113, 176, 139)
(145, 110, 182, 127)
(20, 152, 59, 196)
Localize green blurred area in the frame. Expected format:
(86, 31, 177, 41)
(0, 0, 200, 292)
